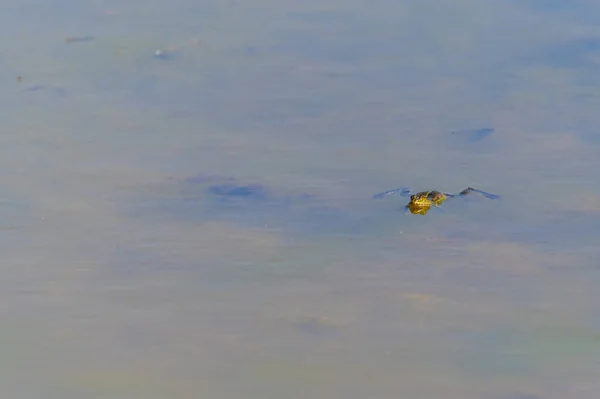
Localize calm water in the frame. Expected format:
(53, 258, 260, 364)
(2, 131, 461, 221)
(2, 1, 600, 398)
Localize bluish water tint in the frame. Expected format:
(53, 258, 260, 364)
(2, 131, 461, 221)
(184, 173, 299, 203)
(449, 328, 535, 376)
(138, 173, 375, 238)
(372, 187, 411, 199)
(462, 187, 501, 200)
(4, 0, 600, 397)
(451, 128, 495, 142)
(24, 85, 68, 97)
(538, 37, 600, 69)
(208, 183, 270, 199)
(0, 196, 32, 230)
(522, 0, 588, 12)
(185, 173, 236, 185)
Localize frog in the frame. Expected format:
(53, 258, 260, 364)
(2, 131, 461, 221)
(373, 187, 500, 215)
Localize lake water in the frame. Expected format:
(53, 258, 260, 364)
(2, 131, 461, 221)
(2, 0, 600, 398)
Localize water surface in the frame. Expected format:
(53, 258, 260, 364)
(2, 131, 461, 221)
(2, 0, 600, 398)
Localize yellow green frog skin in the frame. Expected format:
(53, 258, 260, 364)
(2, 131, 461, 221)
(373, 187, 500, 215)
(406, 201, 431, 215)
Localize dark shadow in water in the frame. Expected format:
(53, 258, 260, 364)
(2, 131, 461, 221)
(208, 183, 270, 199)
(135, 173, 373, 238)
(451, 127, 495, 142)
(131, 173, 510, 246)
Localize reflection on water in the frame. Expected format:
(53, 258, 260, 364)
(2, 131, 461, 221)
(2, 0, 600, 398)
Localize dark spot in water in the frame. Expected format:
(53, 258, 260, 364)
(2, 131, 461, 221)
(135, 173, 371, 237)
(209, 184, 269, 199)
(184, 175, 278, 201)
(451, 128, 494, 142)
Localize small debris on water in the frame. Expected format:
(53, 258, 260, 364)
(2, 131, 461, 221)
(153, 38, 202, 60)
(154, 49, 175, 60)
